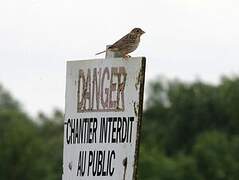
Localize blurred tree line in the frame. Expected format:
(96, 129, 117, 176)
(0, 76, 239, 179)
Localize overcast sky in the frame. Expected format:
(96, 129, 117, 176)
(0, 0, 239, 116)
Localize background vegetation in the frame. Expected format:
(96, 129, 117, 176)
(1, 76, 239, 179)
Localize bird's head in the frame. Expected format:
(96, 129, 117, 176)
(130, 28, 145, 36)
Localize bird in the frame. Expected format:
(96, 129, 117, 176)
(96, 28, 145, 58)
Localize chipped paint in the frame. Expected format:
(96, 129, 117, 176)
(68, 161, 72, 170)
(76, 67, 127, 113)
(122, 157, 128, 180)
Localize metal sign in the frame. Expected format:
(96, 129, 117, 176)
(62, 57, 146, 180)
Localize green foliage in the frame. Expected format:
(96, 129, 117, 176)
(0, 85, 63, 180)
(1, 77, 239, 179)
(0, 85, 19, 110)
(191, 131, 239, 180)
(140, 77, 239, 179)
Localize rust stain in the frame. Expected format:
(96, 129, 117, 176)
(135, 66, 143, 91)
(133, 57, 146, 180)
(134, 102, 138, 117)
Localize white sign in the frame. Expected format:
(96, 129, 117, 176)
(62, 57, 146, 180)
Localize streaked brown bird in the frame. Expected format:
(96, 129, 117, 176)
(96, 28, 145, 58)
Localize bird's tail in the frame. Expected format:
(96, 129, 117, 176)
(95, 50, 106, 55)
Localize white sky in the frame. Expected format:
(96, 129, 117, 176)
(0, 0, 239, 116)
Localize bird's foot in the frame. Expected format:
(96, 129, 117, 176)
(123, 54, 131, 60)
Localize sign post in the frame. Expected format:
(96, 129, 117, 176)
(62, 56, 146, 180)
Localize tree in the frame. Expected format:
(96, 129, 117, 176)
(139, 77, 239, 179)
(0, 85, 63, 180)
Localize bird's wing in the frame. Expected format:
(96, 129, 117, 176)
(109, 33, 134, 50)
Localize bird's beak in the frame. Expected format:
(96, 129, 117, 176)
(142, 30, 145, 34)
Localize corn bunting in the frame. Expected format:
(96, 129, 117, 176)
(96, 28, 145, 58)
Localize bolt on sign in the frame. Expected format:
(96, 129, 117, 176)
(62, 57, 146, 180)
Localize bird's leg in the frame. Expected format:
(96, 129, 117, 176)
(122, 54, 130, 60)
